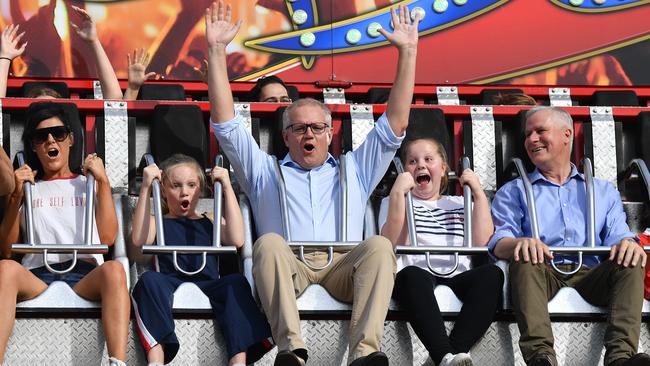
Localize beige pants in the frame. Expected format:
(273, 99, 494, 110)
(252, 233, 396, 362)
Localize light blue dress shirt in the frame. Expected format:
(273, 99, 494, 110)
(488, 164, 635, 267)
(212, 113, 404, 241)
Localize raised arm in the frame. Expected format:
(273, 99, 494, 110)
(458, 169, 493, 245)
(209, 166, 244, 247)
(130, 164, 159, 246)
(70, 6, 123, 99)
(206, 1, 242, 123)
(83, 154, 118, 245)
(0, 165, 34, 258)
(123, 48, 156, 101)
(380, 172, 415, 248)
(378, 5, 419, 136)
(0, 25, 26, 98)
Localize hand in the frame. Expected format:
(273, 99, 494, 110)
(70, 6, 97, 43)
(378, 4, 419, 51)
(193, 59, 209, 84)
(0, 24, 27, 60)
(609, 238, 647, 268)
(127, 48, 156, 89)
(513, 238, 553, 264)
(210, 166, 232, 190)
(392, 172, 416, 195)
(205, 1, 243, 50)
(142, 164, 162, 189)
(458, 168, 482, 193)
(82, 154, 108, 183)
(12, 164, 36, 199)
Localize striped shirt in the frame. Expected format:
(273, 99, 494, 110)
(379, 195, 471, 275)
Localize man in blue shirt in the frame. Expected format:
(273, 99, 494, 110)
(489, 106, 649, 366)
(206, 2, 420, 366)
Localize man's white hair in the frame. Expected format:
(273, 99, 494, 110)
(282, 98, 332, 130)
(525, 106, 574, 150)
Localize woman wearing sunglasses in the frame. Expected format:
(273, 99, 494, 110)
(0, 102, 130, 366)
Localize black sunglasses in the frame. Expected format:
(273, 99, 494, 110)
(30, 126, 71, 145)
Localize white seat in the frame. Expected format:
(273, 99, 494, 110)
(172, 282, 211, 310)
(18, 281, 98, 309)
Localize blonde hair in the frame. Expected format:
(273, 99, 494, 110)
(158, 154, 206, 213)
(400, 138, 449, 194)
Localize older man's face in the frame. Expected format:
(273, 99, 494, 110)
(524, 109, 572, 170)
(282, 104, 332, 170)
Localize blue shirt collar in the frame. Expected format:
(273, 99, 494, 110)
(529, 163, 583, 186)
(280, 153, 338, 171)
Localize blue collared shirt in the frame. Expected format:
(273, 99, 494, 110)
(212, 113, 404, 241)
(488, 164, 634, 267)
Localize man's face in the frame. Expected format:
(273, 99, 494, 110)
(524, 109, 572, 170)
(259, 83, 291, 103)
(282, 105, 332, 170)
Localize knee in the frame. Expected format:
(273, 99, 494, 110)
(99, 260, 127, 288)
(0, 259, 24, 286)
(395, 266, 430, 288)
(133, 271, 161, 293)
(220, 273, 252, 293)
(481, 264, 505, 287)
(508, 259, 543, 279)
(253, 233, 287, 262)
(356, 236, 396, 271)
(611, 260, 645, 283)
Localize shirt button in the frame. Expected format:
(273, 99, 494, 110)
(563, 203, 567, 206)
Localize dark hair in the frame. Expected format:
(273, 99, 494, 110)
(246, 75, 288, 102)
(22, 102, 78, 179)
(400, 137, 449, 194)
(159, 154, 206, 214)
(26, 86, 63, 99)
(492, 93, 536, 106)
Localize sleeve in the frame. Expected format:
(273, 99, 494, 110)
(211, 113, 271, 196)
(600, 181, 635, 246)
(377, 196, 390, 233)
(349, 113, 405, 195)
(488, 182, 526, 258)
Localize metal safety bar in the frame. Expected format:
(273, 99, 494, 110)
(140, 154, 236, 276)
(273, 155, 357, 271)
(12, 152, 109, 274)
(392, 156, 482, 277)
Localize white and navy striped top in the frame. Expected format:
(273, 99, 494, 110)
(379, 195, 471, 275)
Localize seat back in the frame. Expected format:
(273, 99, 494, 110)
(592, 90, 639, 106)
(138, 84, 186, 101)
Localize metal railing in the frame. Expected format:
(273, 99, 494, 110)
(393, 156, 485, 277)
(273, 154, 358, 271)
(12, 152, 109, 274)
(140, 154, 236, 276)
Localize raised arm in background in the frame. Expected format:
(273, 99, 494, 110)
(70, 6, 123, 99)
(123, 49, 156, 101)
(0, 25, 26, 98)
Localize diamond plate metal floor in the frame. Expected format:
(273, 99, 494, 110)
(5, 319, 650, 365)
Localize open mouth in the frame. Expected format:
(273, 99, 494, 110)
(180, 199, 190, 210)
(47, 148, 59, 158)
(416, 173, 431, 185)
(531, 146, 545, 153)
(304, 143, 315, 152)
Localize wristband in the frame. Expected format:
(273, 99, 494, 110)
(0, 57, 12, 62)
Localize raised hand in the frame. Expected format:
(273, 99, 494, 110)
(82, 154, 109, 183)
(205, 1, 243, 49)
(0, 24, 27, 60)
(142, 164, 162, 189)
(392, 172, 416, 195)
(127, 48, 156, 89)
(70, 5, 97, 43)
(378, 4, 420, 51)
(458, 168, 483, 193)
(210, 166, 232, 190)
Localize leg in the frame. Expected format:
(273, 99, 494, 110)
(572, 260, 644, 365)
(320, 236, 396, 361)
(445, 264, 504, 354)
(393, 266, 451, 364)
(252, 233, 312, 353)
(130, 271, 182, 364)
(198, 274, 272, 363)
(0, 260, 48, 361)
(509, 261, 564, 365)
(73, 260, 130, 361)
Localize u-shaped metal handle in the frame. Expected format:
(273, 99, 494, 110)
(43, 249, 78, 275)
(172, 251, 208, 276)
(299, 246, 334, 271)
(550, 251, 583, 276)
(426, 251, 460, 277)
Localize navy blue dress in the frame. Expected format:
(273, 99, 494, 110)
(131, 215, 273, 363)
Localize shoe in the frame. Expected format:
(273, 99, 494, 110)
(274, 350, 306, 366)
(439, 352, 473, 366)
(529, 353, 554, 366)
(349, 351, 389, 366)
(609, 353, 650, 366)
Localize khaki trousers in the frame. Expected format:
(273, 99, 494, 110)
(509, 260, 644, 366)
(252, 233, 396, 362)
